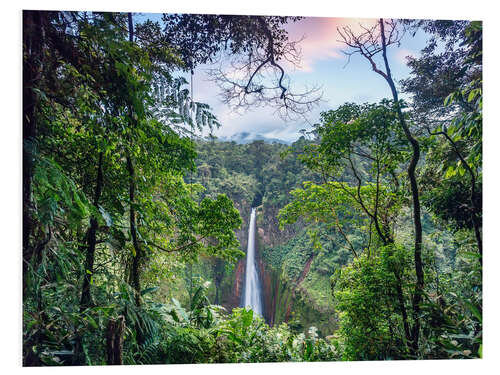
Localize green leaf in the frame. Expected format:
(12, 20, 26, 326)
(468, 90, 477, 103)
(85, 314, 98, 329)
(171, 298, 189, 322)
(444, 93, 453, 106)
(140, 286, 159, 296)
(461, 251, 481, 259)
(242, 308, 253, 328)
(464, 301, 482, 323)
(444, 166, 456, 179)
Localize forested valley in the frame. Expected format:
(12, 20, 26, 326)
(23, 11, 482, 365)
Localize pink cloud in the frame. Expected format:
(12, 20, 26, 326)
(395, 48, 418, 64)
(285, 17, 379, 72)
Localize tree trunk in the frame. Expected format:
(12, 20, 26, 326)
(126, 154, 142, 308)
(379, 19, 424, 354)
(126, 13, 142, 309)
(73, 152, 104, 365)
(125, 13, 144, 346)
(22, 12, 47, 365)
(80, 152, 104, 310)
(126, 152, 144, 347)
(213, 257, 224, 305)
(23, 10, 44, 294)
(106, 316, 125, 365)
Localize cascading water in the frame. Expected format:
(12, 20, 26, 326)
(242, 208, 263, 316)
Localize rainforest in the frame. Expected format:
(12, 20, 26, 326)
(22, 10, 482, 366)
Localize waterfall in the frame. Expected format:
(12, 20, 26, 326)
(242, 208, 263, 316)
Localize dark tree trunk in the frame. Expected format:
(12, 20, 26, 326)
(126, 13, 142, 309)
(126, 154, 142, 307)
(126, 153, 144, 346)
(22, 12, 47, 365)
(106, 316, 125, 365)
(23, 10, 44, 293)
(73, 152, 104, 365)
(213, 258, 225, 305)
(379, 19, 424, 354)
(214, 286, 220, 306)
(80, 152, 104, 311)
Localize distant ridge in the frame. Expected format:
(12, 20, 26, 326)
(217, 131, 291, 145)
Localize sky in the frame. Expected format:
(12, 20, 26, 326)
(142, 15, 432, 143)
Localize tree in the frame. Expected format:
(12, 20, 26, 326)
(330, 244, 412, 360)
(23, 11, 244, 365)
(23, 10, 96, 294)
(400, 20, 482, 124)
(403, 21, 482, 261)
(338, 19, 424, 352)
(161, 14, 322, 120)
(279, 101, 413, 354)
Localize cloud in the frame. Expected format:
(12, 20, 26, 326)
(189, 17, 389, 142)
(285, 17, 379, 72)
(214, 106, 283, 136)
(395, 48, 419, 65)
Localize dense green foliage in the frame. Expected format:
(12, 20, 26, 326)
(191, 138, 349, 334)
(22, 12, 482, 366)
(278, 20, 482, 360)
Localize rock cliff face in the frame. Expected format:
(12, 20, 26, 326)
(258, 253, 275, 325)
(228, 259, 245, 308)
(220, 214, 248, 311)
(256, 212, 333, 333)
(259, 204, 298, 247)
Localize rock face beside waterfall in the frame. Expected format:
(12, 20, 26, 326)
(256, 210, 330, 328)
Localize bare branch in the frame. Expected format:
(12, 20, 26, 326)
(207, 16, 323, 121)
